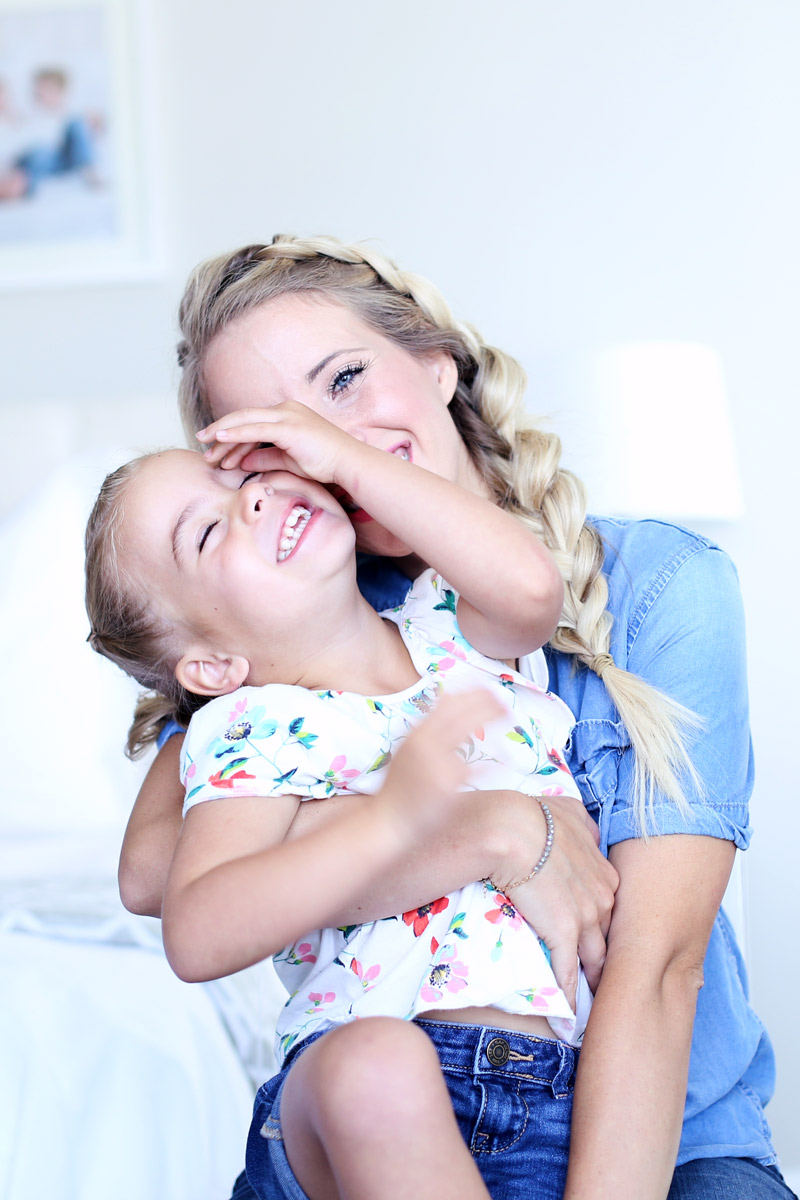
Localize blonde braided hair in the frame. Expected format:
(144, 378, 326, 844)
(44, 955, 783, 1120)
(137, 233, 701, 829)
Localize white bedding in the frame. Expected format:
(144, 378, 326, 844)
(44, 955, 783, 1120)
(0, 930, 256, 1200)
(0, 450, 286, 1200)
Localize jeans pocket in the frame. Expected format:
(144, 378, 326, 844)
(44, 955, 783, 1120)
(471, 1078, 529, 1155)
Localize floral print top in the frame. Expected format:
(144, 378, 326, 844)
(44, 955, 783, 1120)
(181, 570, 592, 1064)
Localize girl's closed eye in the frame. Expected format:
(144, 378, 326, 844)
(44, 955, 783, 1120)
(198, 520, 219, 554)
(239, 471, 260, 488)
(329, 360, 368, 400)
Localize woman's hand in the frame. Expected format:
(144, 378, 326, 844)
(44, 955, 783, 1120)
(501, 794, 618, 1008)
(284, 786, 618, 1003)
(196, 401, 363, 485)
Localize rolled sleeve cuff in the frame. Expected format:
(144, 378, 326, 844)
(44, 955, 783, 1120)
(608, 801, 752, 850)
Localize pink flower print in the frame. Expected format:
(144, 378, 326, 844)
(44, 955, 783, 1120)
(484, 894, 524, 931)
(185, 762, 196, 781)
(521, 986, 561, 1011)
(350, 957, 381, 991)
(324, 754, 360, 792)
(540, 785, 565, 796)
(228, 697, 249, 723)
(296, 942, 317, 964)
(306, 990, 336, 1013)
(419, 944, 469, 1003)
(439, 639, 466, 662)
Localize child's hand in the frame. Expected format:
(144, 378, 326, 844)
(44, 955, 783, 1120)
(196, 401, 363, 485)
(378, 690, 506, 843)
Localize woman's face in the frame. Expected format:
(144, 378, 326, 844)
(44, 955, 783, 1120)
(203, 293, 490, 557)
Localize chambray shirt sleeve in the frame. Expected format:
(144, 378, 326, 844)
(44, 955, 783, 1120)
(156, 718, 184, 749)
(607, 543, 754, 849)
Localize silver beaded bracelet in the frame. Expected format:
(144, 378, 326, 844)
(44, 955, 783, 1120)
(486, 797, 554, 894)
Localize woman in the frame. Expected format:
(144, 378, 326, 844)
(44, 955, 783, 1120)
(120, 234, 790, 1199)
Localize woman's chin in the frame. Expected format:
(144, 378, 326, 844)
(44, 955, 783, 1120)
(355, 529, 414, 559)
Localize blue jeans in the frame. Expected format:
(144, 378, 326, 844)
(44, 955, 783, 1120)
(244, 1020, 576, 1199)
(667, 1156, 797, 1199)
(232, 1159, 797, 1200)
(233, 1021, 796, 1200)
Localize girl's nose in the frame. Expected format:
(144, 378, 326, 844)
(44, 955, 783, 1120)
(239, 478, 273, 523)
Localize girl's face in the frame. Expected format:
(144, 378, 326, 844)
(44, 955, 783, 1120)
(203, 294, 490, 558)
(120, 449, 356, 688)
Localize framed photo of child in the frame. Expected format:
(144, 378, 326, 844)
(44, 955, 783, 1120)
(0, 0, 161, 287)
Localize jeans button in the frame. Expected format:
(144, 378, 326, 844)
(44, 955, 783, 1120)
(486, 1036, 510, 1066)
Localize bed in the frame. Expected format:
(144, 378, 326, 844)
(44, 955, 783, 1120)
(0, 448, 286, 1200)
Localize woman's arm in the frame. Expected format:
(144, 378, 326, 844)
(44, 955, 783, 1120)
(563, 834, 734, 1200)
(118, 734, 184, 916)
(562, 540, 753, 1198)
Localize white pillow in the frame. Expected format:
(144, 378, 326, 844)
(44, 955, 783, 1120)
(0, 451, 153, 869)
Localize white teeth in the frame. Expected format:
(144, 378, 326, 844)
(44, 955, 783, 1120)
(394, 446, 411, 460)
(277, 506, 311, 561)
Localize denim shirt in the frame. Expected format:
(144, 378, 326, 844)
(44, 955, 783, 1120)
(363, 519, 777, 1166)
(160, 521, 778, 1164)
(545, 517, 776, 1166)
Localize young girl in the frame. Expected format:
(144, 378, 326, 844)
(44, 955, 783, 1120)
(86, 400, 593, 1200)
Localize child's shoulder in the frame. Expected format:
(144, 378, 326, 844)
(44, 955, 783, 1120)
(185, 683, 328, 746)
(396, 569, 459, 626)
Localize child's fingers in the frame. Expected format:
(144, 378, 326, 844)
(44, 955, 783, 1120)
(203, 440, 260, 469)
(238, 445, 297, 475)
(203, 420, 286, 449)
(197, 408, 281, 444)
(426, 689, 506, 748)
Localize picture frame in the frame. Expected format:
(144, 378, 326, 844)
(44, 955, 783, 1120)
(0, 0, 162, 288)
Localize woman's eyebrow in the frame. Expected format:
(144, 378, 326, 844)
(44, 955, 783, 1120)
(305, 347, 367, 384)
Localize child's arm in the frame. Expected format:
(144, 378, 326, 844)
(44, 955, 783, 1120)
(197, 403, 563, 660)
(163, 690, 504, 982)
(122, 735, 617, 992)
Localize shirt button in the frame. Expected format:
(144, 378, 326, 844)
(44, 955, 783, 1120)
(486, 1036, 510, 1066)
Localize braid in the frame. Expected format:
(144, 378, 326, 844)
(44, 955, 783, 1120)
(176, 233, 702, 831)
(462, 346, 702, 833)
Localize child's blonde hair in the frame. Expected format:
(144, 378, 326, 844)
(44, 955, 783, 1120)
(132, 234, 701, 829)
(85, 454, 208, 756)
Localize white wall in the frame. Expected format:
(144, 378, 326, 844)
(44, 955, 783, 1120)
(2, 0, 797, 1178)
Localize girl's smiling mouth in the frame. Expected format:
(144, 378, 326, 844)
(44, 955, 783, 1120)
(277, 504, 313, 561)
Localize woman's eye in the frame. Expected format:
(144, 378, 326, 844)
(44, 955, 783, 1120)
(198, 520, 219, 554)
(239, 471, 260, 488)
(329, 360, 367, 398)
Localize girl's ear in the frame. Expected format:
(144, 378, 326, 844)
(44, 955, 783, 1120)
(428, 350, 459, 406)
(175, 651, 250, 697)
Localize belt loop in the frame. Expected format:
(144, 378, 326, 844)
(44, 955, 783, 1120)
(551, 1042, 575, 1098)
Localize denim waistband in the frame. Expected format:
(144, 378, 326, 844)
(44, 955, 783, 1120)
(414, 1018, 579, 1099)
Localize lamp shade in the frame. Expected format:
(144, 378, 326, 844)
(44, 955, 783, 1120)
(569, 342, 744, 521)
